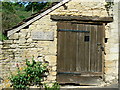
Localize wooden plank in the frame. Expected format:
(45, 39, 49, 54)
(71, 23, 77, 72)
(84, 24, 90, 72)
(102, 23, 105, 77)
(51, 15, 113, 22)
(88, 24, 98, 72)
(64, 22, 74, 72)
(57, 74, 102, 85)
(76, 24, 81, 72)
(93, 25, 98, 72)
(57, 22, 65, 72)
(97, 25, 103, 72)
(77, 24, 85, 72)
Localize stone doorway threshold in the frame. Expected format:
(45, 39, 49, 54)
(60, 82, 118, 88)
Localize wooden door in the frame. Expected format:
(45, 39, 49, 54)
(57, 21, 105, 85)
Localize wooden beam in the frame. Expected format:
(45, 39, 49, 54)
(51, 15, 113, 22)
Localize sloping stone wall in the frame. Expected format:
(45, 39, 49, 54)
(0, 15, 57, 88)
(0, 0, 119, 88)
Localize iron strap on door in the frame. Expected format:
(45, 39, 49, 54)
(58, 29, 90, 33)
(58, 72, 81, 75)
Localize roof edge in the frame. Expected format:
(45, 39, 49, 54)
(7, 0, 71, 37)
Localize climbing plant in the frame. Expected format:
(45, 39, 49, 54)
(105, 1, 114, 16)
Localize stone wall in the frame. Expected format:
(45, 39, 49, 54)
(0, 0, 119, 88)
(0, 15, 57, 88)
(104, 2, 119, 84)
(51, 0, 119, 85)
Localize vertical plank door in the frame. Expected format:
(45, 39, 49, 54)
(57, 22, 104, 84)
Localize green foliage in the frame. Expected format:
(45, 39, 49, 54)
(105, 2, 114, 10)
(0, 32, 8, 40)
(1, 2, 32, 33)
(9, 58, 49, 89)
(25, 2, 52, 14)
(44, 82, 60, 90)
(1, 1, 52, 34)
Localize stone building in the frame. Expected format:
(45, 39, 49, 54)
(0, 0, 119, 88)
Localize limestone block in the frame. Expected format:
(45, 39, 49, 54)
(32, 20, 41, 25)
(0, 45, 2, 48)
(105, 60, 116, 68)
(105, 67, 118, 74)
(110, 47, 119, 53)
(116, 60, 118, 68)
(108, 39, 118, 44)
(21, 48, 38, 60)
(45, 55, 57, 66)
(3, 40, 13, 44)
(104, 74, 116, 82)
(9, 44, 19, 48)
(37, 57, 44, 62)
(48, 44, 57, 55)
(47, 75, 56, 81)
(13, 40, 19, 44)
(37, 47, 44, 52)
(0, 49, 2, 53)
(29, 24, 37, 29)
(19, 38, 26, 45)
(9, 33, 19, 40)
(110, 23, 118, 29)
(36, 41, 50, 47)
(105, 54, 119, 61)
(0, 41, 3, 45)
(50, 71, 57, 76)
(105, 30, 110, 38)
(27, 38, 33, 43)
(26, 32, 31, 39)
(19, 32, 27, 39)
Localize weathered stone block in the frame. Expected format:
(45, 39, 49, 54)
(3, 40, 13, 44)
(27, 38, 33, 43)
(9, 33, 19, 40)
(47, 75, 56, 81)
(0, 41, 3, 45)
(19, 32, 27, 39)
(50, 71, 57, 76)
(37, 41, 50, 47)
(105, 60, 116, 68)
(48, 44, 57, 55)
(29, 23, 37, 29)
(13, 40, 19, 44)
(45, 55, 56, 66)
(19, 38, 26, 45)
(110, 47, 119, 53)
(105, 67, 118, 74)
(26, 32, 31, 39)
(105, 54, 119, 61)
(104, 75, 116, 82)
(9, 44, 19, 48)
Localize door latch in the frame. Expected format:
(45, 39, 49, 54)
(97, 43, 106, 55)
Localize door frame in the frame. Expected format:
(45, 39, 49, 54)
(51, 15, 113, 85)
(56, 21, 105, 85)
